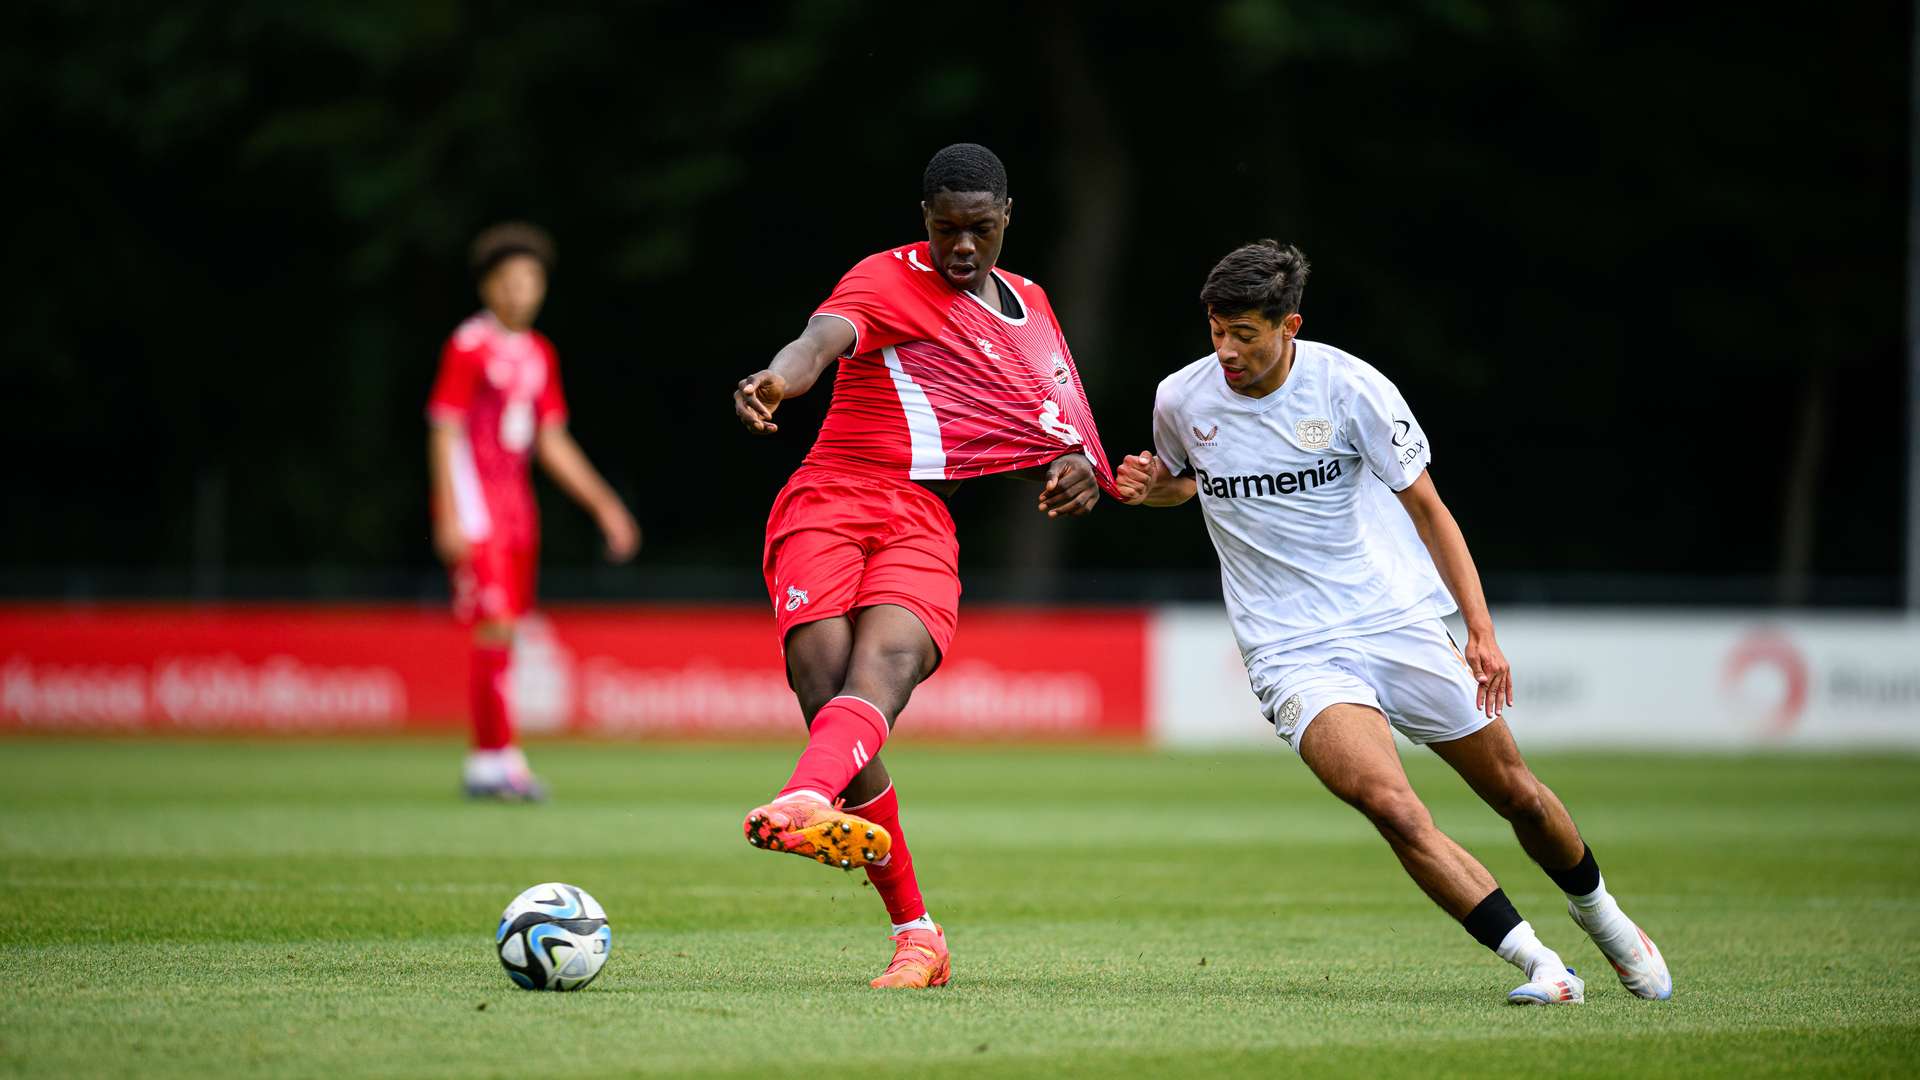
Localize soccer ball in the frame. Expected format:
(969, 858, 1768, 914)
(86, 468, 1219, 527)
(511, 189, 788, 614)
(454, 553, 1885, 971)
(495, 882, 612, 991)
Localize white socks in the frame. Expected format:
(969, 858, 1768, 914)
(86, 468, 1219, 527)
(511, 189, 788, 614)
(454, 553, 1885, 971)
(1496, 920, 1569, 982)
(464, 747, 529, 785)
(890, 915, 936, 936)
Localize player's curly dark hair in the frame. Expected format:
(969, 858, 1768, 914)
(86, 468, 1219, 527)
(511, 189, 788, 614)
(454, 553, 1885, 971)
(922, 143, 1008, 203)
(1200, 240, 1310, 323)
(469, 221, 557, 282)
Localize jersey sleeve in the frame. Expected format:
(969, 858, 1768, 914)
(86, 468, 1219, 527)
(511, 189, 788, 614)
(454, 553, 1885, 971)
(426, 338, 480, 424)
(1151, 381, 1191, 477)
(1340, 364, 1431, 492)
(536, 338, 568, 425)
(811, 251, 941, 358)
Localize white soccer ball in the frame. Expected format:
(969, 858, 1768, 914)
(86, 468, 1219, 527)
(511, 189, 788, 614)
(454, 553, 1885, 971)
(495, 882, 612, 991)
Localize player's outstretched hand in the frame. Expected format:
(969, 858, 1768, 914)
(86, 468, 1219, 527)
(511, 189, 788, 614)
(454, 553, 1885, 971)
(734, 371, 788, 435)
(1465, 630, 1514, 718)
(1039, 453, 1099, 518)
(1114, 451, 1155, 505)
(598, 504, 641, 564)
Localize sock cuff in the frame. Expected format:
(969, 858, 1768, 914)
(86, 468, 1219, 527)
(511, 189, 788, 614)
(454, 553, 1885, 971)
(1461, 887, 1524, 952)
(1547, 845, 1602, 899)
(825, 694, 889, 727)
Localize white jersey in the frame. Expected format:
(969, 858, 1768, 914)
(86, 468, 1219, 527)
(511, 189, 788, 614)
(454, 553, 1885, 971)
(1152, 339, 1456, 663)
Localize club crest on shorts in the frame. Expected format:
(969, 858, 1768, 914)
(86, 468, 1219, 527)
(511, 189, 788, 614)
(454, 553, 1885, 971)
(784, 585, 809, 612)
(1294, 418, 1333, 450)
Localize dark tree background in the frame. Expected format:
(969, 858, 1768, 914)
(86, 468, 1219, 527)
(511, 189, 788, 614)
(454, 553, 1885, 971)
(3, 1, 1907, 605)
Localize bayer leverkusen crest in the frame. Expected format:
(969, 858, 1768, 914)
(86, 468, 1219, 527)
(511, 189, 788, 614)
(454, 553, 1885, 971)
(1294, 418, 1333, 450)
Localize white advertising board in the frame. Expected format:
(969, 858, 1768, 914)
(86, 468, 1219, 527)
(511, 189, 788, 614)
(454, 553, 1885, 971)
(1149, 607, 1920, 750)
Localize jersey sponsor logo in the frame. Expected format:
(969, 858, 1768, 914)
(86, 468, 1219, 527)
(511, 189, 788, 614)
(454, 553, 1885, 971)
(1294, 418, 1332, 450)
(784, 586, 810, 613)
(1395, 425, 1427, 467)
(1195, 459, 1343, 500)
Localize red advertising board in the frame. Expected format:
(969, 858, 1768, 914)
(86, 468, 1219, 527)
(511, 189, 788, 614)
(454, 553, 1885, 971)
(0, 605, 1147, 740)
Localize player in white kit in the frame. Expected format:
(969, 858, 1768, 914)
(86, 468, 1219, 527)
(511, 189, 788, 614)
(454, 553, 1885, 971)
(1114, 241, 1672, 1005)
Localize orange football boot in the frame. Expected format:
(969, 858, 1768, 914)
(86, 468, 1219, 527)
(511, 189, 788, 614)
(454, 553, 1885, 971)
(871, 924, 950, 988)
(742, 795, 891, 869)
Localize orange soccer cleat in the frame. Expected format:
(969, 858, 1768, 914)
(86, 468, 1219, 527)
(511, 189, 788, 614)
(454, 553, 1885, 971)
(742, 795, 891, 870)
(870, 924, 950, 989)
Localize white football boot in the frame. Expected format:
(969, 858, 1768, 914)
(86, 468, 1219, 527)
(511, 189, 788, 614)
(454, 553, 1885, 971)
(1507, 966, 1585, 1006)
(1569, 900, 1672, 1000)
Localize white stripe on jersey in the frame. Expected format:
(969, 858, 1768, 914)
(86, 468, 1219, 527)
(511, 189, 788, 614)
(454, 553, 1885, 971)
(448, 429, 493, 543)
(883, 344, 948, 479)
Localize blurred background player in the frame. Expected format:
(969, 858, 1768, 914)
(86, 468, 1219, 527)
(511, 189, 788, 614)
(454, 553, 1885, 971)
(1115, 241, 1671, 1006)
(731, 144, 1114, 987)
(427, 222, 640, 801)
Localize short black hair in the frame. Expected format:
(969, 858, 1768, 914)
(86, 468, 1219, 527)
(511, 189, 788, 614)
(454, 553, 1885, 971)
(1200, 240, 1310, 323)
(470, 221, 556, 282)
(922, 143, 1008, 203)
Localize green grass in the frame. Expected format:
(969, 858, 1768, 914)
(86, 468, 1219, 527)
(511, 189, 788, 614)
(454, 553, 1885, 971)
(2, 740, 1916, 1078)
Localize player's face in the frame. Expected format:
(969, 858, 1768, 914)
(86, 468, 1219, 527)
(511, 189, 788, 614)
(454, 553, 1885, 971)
(922, 191, 1012, 293)
(481, 254, 548, 331)
(1209, 308, 1302, 395)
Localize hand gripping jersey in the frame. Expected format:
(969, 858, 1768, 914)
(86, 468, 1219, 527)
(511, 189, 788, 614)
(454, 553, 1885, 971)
(805, 243, 1115, 491)
(1152, 340, 1456, 662)
(426, 312, 568, 549)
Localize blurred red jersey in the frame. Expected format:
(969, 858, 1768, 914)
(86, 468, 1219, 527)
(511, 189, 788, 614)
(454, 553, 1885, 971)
(805, 242, 1114, 490)
(426, 312, 568, 549)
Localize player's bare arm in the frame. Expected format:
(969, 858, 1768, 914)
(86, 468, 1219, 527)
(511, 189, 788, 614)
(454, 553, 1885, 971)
(734, 315, 857, 435)
(534, 423, 640, 562)
(1394, 471, 1511, 717)
(426, 421, 469, 567)
(1113, 451, 1197, 507)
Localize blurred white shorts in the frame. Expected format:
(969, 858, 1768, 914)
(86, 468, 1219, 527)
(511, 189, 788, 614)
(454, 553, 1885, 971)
(1247, 618, 1492, 754)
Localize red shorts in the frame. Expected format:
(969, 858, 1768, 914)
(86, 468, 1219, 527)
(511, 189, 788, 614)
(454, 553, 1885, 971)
(452, 541, 537, 624)
(762, 465, 961, 659)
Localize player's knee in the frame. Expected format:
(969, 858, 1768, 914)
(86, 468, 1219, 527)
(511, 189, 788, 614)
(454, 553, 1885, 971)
(1355, 788, 1432, 847)
(847, 639, 934, 701)
(1489, 775, 1549, 827)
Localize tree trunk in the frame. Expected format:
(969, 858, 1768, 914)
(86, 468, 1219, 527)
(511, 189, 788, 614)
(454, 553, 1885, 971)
(1000, 2, 1134, 599)
(1776, 365, 1828, 605)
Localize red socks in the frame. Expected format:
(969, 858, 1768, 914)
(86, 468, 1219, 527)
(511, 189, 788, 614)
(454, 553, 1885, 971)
(774, 697, 924, 925)
(846, 784, 925, 924)
(778, 695, 889, 801)
(470, 642, 513, 751)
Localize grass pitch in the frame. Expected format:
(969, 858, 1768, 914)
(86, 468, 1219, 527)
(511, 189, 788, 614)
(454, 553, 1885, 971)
(2, 740, 1916, 1078)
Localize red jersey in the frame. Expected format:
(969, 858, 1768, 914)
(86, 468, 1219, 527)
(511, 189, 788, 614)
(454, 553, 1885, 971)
(805, 243, 1115, 490)
(426, 312, 568, 549)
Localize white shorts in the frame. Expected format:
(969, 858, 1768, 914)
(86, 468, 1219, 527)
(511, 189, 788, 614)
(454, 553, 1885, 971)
(1247, 618, 1493, 753)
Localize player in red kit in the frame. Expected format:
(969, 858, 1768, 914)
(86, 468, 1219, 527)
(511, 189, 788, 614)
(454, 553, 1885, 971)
(427, 222, 640, 801)
(731, 145, 1116, 987)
